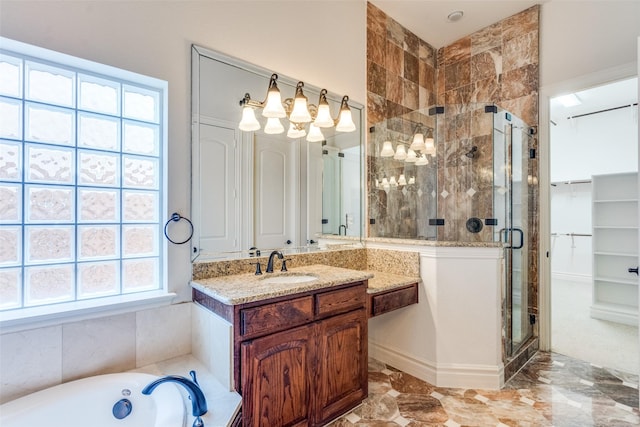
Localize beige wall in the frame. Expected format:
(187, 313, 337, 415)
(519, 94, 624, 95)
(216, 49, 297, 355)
(0, 0, 367, 300)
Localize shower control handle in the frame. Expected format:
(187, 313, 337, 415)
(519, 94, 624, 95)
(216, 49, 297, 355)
(628, 267, 639, 276)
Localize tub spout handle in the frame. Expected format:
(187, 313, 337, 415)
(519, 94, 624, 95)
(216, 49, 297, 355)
(194, 416, 204, 427)
(142, 373, 208, 418)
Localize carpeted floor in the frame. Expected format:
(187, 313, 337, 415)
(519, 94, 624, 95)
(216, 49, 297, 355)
(551, 278, 639, 374)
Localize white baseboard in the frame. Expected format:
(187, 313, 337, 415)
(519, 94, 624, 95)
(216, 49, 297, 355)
(590, 304, 638, 326)
(552, 272, 592, 284)
(368, 340, 503, 390)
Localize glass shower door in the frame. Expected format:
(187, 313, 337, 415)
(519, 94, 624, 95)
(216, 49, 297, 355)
(494, 108, 531, 356)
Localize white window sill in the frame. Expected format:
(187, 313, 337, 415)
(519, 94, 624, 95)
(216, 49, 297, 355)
(0, 291, 177, 334)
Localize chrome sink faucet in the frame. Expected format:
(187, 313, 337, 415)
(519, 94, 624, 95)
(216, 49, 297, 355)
(142, 370, 207, 427)
(266, 250, 284, 273)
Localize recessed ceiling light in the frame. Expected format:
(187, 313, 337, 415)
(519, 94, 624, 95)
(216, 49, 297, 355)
(447, 10, 464, 23)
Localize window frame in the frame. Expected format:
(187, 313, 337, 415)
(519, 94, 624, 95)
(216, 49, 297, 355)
(0, 37, 171, 331)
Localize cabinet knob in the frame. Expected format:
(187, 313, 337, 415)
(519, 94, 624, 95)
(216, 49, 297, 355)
(628, 267, 639, 276)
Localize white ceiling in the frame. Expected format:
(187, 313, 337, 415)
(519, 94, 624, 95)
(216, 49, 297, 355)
(369, 0, 547, 48)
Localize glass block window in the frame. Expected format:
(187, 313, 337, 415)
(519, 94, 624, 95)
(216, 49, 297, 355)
(0, 38, 167, 312)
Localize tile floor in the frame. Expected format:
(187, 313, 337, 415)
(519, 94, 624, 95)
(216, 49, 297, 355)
(328, 352, 639, 427)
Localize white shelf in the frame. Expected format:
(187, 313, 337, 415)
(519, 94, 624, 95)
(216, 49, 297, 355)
(593, 251, 637, 257)
(591, 172, 639, 325)
(593, 199, 638, 203)
(593, 277, 638, 286)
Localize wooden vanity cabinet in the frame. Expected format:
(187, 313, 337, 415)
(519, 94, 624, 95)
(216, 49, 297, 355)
(235, 280, 368, 427)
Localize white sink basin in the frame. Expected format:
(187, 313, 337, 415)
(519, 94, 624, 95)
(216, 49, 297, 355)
(260, 274, 318, 284)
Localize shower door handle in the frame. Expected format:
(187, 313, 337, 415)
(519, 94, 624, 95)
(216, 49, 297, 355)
(511, 228, 524, 249)
(629, 267, 639, 276)
(502, 227, 524, 249)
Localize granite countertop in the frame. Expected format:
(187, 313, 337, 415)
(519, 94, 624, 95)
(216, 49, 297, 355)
(191, 264, 374, 305)
(366, 270, 421, 294)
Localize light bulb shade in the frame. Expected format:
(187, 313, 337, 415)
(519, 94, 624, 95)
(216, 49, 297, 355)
(405, 148, 418, 162)
(424, 136, 435, 154)
(287, 122, 306, 139)
(394, 144, 407, 160)
(313, 89, 334, 128)
(263, 90, 286, 118)
(408, 176, 415, 185)
(335, 96, 356, 132)
(389, 176, 398, 187)
(306, 123, 325, 142)
(264, 117, 284, 134)
(289, 82, 312, 123)
(398, 174, 407, 186)
(416, 154, 429, 166)
(410, 132, 426, 152)
(239, 106, 260, 131)
(380, 140, 394, 157)
(382, 177, 389, 187)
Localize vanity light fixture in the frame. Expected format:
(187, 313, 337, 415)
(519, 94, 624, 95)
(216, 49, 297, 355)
(394, 144, 407, 160)
(406, 148, 418, 163)
(398, 174, 407, 186)
(389, 176, 398, 187)
(306, 123, 325, 142)
(238, 74, 356, 141)
(380, 140, 395, 157)
(409, 124, 426, 152)
(416, 154, 429, 166)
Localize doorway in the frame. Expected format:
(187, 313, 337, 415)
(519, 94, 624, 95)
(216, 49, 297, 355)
(549, 77, 639, 374)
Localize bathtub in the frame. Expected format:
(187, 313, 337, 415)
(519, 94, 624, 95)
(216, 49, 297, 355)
(0, 372, 186, 427)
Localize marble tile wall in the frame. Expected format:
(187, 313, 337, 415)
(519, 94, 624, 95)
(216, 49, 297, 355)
(366, 2, 438, 241)
(0, 303, 192, 404)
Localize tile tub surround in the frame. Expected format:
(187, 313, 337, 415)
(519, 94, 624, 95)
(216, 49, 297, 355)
(0, 303, 192, 404)
(329, 352, 639, 427)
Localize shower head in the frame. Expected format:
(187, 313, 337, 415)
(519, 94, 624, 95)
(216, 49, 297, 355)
(465, 146, 478, 159)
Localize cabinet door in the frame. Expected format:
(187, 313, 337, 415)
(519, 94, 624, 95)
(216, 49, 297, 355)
(241, 324, 314, 427)
(315, 309, 368, 426)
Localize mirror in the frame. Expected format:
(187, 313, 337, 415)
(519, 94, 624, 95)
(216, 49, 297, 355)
(191, 45, 364, 260)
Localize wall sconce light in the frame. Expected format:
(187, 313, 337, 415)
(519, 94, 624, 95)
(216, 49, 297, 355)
(238, 74, 356, 141)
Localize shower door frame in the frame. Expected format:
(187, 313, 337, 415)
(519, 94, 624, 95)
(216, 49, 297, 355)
(493, 107, 533, 358)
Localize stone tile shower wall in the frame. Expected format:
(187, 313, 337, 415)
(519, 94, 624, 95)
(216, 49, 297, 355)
(436, 6, 540, 322)
(366, 3, 540, 319)
(366, 2, 438, 240)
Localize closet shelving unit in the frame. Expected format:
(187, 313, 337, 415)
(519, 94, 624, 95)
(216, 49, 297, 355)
(591, 172, 639, 325)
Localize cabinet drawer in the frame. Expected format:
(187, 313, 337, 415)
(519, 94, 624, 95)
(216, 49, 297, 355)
(370, 284, 418, 317)
(316, 283, 366, 317)
(240, 296, 314, 337)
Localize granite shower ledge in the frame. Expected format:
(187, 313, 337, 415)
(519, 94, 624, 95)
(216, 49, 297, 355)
(191, 264, 373, 305)
(366, 237, 505, 248)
